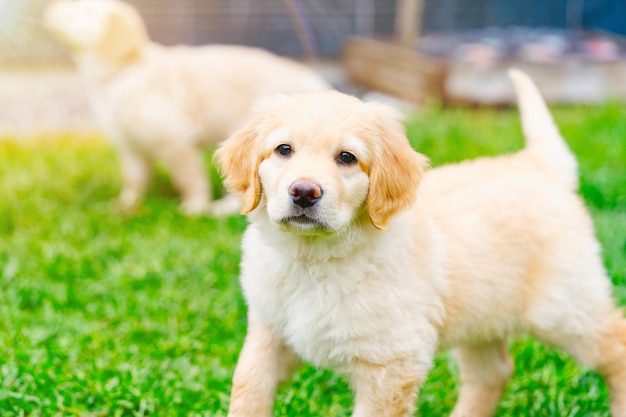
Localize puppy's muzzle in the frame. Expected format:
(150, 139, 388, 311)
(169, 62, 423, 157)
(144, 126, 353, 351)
(289, 180, 323, 209)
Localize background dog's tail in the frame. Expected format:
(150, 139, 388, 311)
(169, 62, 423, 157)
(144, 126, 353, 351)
(508, 69, 579, 191)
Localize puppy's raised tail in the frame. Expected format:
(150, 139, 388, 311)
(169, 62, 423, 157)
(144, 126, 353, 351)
(508, 68, 578, 191)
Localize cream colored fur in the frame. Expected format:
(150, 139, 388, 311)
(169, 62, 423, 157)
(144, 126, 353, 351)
(44, 0, 329, 215)
(216, 70, 626, 416)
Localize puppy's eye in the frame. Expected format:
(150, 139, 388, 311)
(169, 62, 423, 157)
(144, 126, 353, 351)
(275, 144, 292, 157)
(337, 151, 357, 165)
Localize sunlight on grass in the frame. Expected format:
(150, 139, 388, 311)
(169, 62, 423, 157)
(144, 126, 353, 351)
(0, 103, 624, 415)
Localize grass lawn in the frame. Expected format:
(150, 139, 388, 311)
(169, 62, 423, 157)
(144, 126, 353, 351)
(0, 103, 624, 416)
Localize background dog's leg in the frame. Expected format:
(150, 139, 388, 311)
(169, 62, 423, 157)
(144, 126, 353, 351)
(228, 315, 296, 417)
(158, 144, 210, 216)
(210, 193, 243, 217)
(350, 358, 424, 417)
(118, 145, 152, 210)
(450, 341, 513, 417)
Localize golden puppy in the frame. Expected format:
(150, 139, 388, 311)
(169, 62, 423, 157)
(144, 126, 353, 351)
(216, 70, 626, 416)
(44, 0, 329, 215)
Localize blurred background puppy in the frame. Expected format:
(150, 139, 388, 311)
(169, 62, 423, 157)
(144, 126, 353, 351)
(44, 0, 330, 216)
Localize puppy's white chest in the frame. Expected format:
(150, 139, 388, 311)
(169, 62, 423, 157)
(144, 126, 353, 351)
(244, 256, 363, 366)
(240, 227, 440, 368)
(280, 264, 359, 366)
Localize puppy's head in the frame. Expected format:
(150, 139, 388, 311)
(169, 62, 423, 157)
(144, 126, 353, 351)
(216, 91, 428, 233)
(44, 0, 147, 64)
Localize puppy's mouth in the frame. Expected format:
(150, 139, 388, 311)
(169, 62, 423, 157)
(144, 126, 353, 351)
(281, 213, 327, 231)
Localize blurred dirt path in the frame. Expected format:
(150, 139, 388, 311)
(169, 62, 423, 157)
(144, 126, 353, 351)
(0, 66, 98, 138)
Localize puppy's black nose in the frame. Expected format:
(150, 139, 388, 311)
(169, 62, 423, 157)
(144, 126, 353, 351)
(289, 180, 323, 209)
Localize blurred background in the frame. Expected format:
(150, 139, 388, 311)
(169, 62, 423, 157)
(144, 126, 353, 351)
(5, 0, 626, 59)
(2, 0, 626, 135)
(1, 3, 625, 415)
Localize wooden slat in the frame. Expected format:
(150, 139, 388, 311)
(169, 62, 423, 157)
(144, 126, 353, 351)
(394, 0, 424, 47)
(342, 36, 446, 104)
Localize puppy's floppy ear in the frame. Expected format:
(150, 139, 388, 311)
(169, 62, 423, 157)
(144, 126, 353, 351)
(216, 94, 291, 214)
(215, 120, 264, 214)
(97, 2, 148, 64)
(365, 103, 429, 230)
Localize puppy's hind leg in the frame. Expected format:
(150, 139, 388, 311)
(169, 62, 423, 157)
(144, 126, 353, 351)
(211, 192, 242, 217)
(450, 341, 514, 417)
(524, 249, 626, 415)
(159, 143, 211, 216)
(538, 309, 626, 417)
(596, 314, 626, 417)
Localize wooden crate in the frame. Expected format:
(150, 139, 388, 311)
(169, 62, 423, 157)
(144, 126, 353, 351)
(342, 35, 626, 105)
(342, 36, 447, 105)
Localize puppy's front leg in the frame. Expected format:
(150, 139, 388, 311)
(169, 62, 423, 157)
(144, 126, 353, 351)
(350, 358, 425, 417)
(118, 145, 152, 210)
(228, 314, 299, 417)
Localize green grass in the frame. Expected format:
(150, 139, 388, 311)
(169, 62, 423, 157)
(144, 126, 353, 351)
(0, 103, 624, 416)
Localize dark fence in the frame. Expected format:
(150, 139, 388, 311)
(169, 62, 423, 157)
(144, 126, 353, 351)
(422, 0, 626, 35)
(1, 0, 625, 63)
(126, 0, 396, 56)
